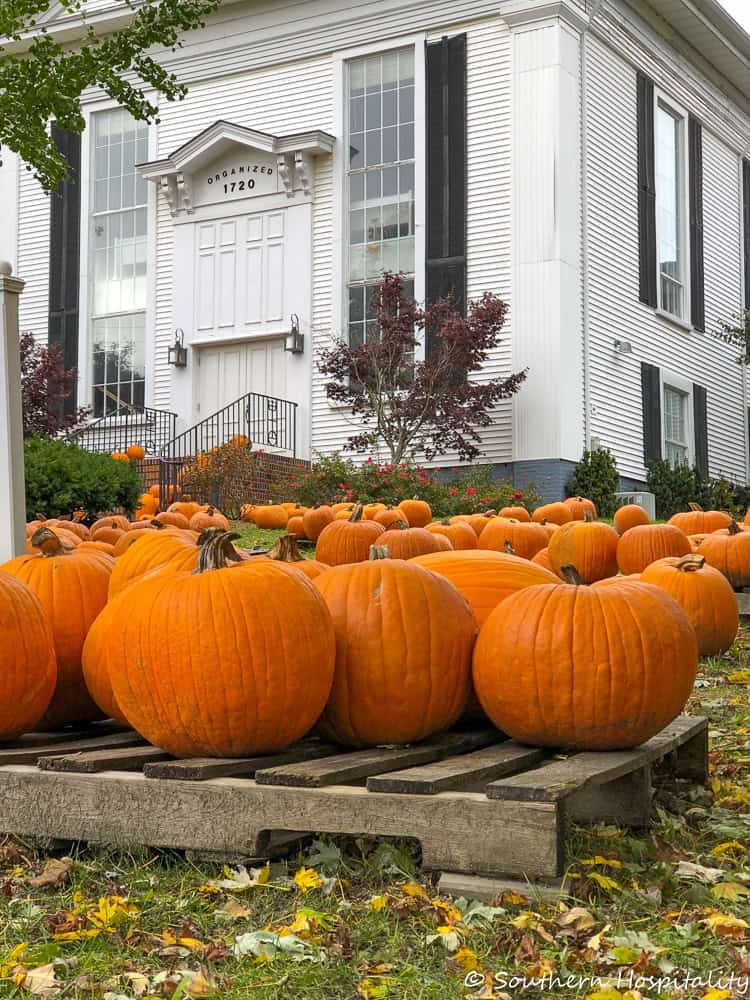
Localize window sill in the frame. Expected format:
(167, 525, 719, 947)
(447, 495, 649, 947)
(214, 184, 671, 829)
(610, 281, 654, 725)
(654, 308, 692, 334)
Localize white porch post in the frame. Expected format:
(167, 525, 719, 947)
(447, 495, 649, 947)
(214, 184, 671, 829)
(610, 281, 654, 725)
(0, 261, 26, 562)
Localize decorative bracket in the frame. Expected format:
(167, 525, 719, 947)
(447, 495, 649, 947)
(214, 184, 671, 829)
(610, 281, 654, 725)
(277, 153, 294, 198)
(175, 171, 194, 214)
(160, 176, 178, 217)
(294, 151, 314, 197)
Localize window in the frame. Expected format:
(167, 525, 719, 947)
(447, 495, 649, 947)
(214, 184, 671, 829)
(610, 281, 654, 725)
(663, 382, 691, 467)
(345, 48, 416, 345)
(90, 108, 148, 417)
(655, 97, 688, 320)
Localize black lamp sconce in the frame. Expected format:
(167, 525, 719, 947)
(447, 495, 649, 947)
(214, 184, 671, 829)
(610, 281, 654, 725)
(285, 314, 304, 354)
(168, 328, 188, 367)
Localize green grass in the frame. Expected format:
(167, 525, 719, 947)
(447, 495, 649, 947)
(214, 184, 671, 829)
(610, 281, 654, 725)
(2, 632, 750, 998)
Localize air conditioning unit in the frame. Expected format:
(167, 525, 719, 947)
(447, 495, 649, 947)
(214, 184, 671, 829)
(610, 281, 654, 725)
(615, 491, 656, 521)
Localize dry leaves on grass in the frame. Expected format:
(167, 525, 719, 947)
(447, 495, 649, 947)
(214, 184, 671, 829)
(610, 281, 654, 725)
(26, 859, 72, 890)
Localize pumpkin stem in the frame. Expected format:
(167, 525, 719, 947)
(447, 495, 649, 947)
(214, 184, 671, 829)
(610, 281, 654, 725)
(194, 530, 242, 573)
(560, 564, 585, 586)
(369, 544, 391, 560)
(583, 509, 594, 523)
(503, 540, 517, 556)
(728, 520, 743, 536)
(35, 512, 47, 522)
(150, 519, 168, 530)
(390, 519, 409, 531)
(30, 527, 65, 557)
(688, 502, 703, 512)
(267, 534, 304, 563)
(440, 518, 452, 526)
(350, 503, 365, 523)
(674, 554, 706, 572)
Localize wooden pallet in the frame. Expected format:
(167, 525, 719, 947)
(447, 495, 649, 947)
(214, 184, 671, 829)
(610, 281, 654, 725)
(0, 716, 707, 881)
(737, 590, 750, 615)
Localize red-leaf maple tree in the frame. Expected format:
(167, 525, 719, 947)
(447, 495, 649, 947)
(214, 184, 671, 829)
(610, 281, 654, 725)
(20, 332, 88, 437)
(318, 274, 526, 466)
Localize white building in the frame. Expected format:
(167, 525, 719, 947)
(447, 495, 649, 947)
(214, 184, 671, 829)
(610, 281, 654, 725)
(3, 0, 750, 500)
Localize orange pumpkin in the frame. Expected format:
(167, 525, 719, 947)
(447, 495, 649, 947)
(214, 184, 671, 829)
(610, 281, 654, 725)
(564, 496, 598, 521)
(697, 520, 750, 589)
(313, 548, 475, 747)
(168, 501, 202, 521)
(190, 506, 230, 532)
(155, 511, 190, 530)
(82, 597, 129, 724)
(473, 569, 698, 750)
(532, 502, 573, 526)
(477, 518, 547, 561)
(91, 515, 130, 535)
(378, 522, 448, 559)
(240, 504, 256, 523)
(315, 504, 385, 566)
(397, 499, 432, 528)
(532, 547, 556, 574)
(109, 532, 336, 757)
(669, 504, 731, 536)
(0, 529, 113, 726)
(640, 554, 739, 657)
(499, 506, 530, 522)
(374, 506, 409, 529)
(536, 518, 560, 541)
(451, 512, 494, 538)
(425, 519, 477, 551)
(410, 549, 557, 627)
(51, 518, 90, 541)
(250, 504, 288, 531)
(362, 503, 386, 520)
(614, 504, 650, 535)
(287, 515, 306, 538)
(547, 514, 619, 583)
(263, 534, 330, 580)
(79, 540, 117, 556)
(91, 523, 126, 547)
(332, 502, 355, 514)
(0, 574, 57, 737)
(126, 445, 145, 461)
(302, 505, 335, 541)
(109, 529, 202, 598)
(617, 524, 692, 576)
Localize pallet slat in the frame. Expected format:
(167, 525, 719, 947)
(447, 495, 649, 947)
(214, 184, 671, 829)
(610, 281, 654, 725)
(39, 745, 171, 774)
(143, 743, 342, 781)
(486, 717, 707, 802)
(0, 730, 145, 767)
(367, 742, 546, 794)
(254, 729, 501, 788)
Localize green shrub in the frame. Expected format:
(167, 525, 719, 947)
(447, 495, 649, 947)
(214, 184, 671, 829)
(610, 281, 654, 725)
(646, 461, 750, 520)
(566, 448, 619, 518)
(286, 454, 540, 518)
(24, 437, 142, 520)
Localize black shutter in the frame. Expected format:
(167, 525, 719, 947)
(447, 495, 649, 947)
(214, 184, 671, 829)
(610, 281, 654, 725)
(425, 33, 467, 356)
(743, 160, 750, 310)
(693, 383, 708, 478)
(48, 124, 81, 416)
(688, 117, 705, 331)
(637, 73, 657, 308)
(641, 361, 662, 464)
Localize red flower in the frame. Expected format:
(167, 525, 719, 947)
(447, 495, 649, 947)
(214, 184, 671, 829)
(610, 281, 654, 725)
(513, 491, 523, 500)
(365, 457, 373, 463)
(466, 487, 477, 496)
(395, 487, 401, 494)
(450, 488, 458, 496)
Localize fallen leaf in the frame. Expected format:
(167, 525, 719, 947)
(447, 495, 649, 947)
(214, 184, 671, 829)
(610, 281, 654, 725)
(121, 972, 150, 997)
(712, 841, 746, 857)
(500, 890, 528, 905)
(293, 867, 323, 893)
(581, 856, 622, 869)
(0, 942, 28, 979)
(451, 946, 481, 973)
(215, 898, 251, 920)
(556, 906, 597, 933)
(400, 882, 429, 900)
(27, 859, 72, 890)
(181, 968, 216, 998)
(358, 977, 392, 999)
(368, 895, 388, 911)
(675, 861, 725, 883)
(425, 926, 462, 952)
(712, 882, 750, 901)
(588, 872, 621, 892)
(702, 912, 750, 939)
(701, 990, 732, 1000)
(206, 865, 270, 892)
(728, 671, 750, 684)
(21, 963, 58, 998)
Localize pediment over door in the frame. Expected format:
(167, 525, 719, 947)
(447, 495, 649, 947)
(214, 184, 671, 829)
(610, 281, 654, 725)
(137, 120, 336, 217)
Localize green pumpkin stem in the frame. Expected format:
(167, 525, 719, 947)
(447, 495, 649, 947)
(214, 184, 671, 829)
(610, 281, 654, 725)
(194, 530, 243, 572)
(369, 545, 391, 560)
(560, 564, 585, 586)
(674, 554, 706, 572)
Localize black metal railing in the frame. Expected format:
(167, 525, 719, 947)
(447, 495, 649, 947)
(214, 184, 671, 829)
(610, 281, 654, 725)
(158, 391, 297, 508)
(68, 404, 177, 456)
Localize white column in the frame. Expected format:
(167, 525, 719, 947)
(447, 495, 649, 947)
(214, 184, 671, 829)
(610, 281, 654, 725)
(0, 153, 19, 271)
(509, 4, 586, 463)
(0, 261, 26, 562)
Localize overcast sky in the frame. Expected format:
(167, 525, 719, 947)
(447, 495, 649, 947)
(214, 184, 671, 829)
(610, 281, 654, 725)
(717, 0, 750, 32)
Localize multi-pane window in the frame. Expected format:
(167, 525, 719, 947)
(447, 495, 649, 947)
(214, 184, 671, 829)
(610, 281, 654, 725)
(655, 100, 686, 319)
(663, 383, 690, 467)
(346, 48, 415, 345)
(90, 108, 148, 416)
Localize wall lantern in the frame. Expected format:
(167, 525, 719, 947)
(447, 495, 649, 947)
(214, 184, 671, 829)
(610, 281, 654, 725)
(613, 338, 633, 355)
(168, 328, 188, 367)
(285, 314, 304, 354)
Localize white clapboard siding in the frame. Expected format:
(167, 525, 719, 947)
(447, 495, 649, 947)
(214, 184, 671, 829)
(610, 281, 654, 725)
(16, 169, 50, 344)
(584, 31, 746, 484)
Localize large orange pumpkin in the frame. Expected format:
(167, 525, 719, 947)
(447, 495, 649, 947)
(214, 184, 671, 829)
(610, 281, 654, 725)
(397, 499, 432, 528)
(82, 597, 129, 724)
(640, 554, 739, 656)
(614, 504, 650, 535)
(0, 574, 57, 737)
(91, 515, 130, 535)
(362, 503, 386, 521)
(190, 506, 230, 532)
(167, 501, 202, 521)
(378, 522, 447, 559)
(478, 518, 548, 561)
(499, 506, 530, 522)
(531, 502, 573, 527)
(302, 505, 335, 541)
(374, 506, 409, 529)
(473, 569, 698, 750)
(249, 504, 288, 530)
(669, 504, 731, 536)
(313, 548, 475, 747)
(617, 524, 691, 576)
(287, 515, 306, 538)
(425, 519, 477, 551)
(547, 514, 619, 583)
(108, 529, 201, 598)
(564, 496, 598, 521)
(109, 532, 336, 757)
(0, 529, 114, 726)
(452, 512, 494, 538)
(156, 511, 190, 530)
(697, 521, 750, 589)
(315, 504, 384, 566)
(410, 549, 557, 627)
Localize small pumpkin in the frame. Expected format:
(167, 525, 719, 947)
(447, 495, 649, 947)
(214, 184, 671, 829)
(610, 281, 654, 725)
(477, 518, 547, 561)
(531, 502, 573, 526)
(91, 515, 130, 535)
(564, 496, 598, 521)
(91, 522, 127, 547)
(287, 515, 306, 538)
(155, 511, 190, 530)
(669, 503, 731, 536)
(397, 498, 432, 528)
(314, 546, 475, 747)
(374, 506, 409, 529)
(451, 512, 494, 537)
(499, 506, 530, 522)
(697, 520, 750, 589)
(641, 554, 739, 656)
(251, 504, 289, 531)
(378, 521, 448, 559)
(614, 503, 650, 535)
(168, 501, 202, 521)
(547, 512, 619, 583)
(425, 518, 477, 551)
(190, 506, 230, 532)
(362, 503, 386, 520)
(617, 524, 692, 576)
(315, 504, 385, 566)
(126, 444, 145, 461)
(302, 505, 335, 541)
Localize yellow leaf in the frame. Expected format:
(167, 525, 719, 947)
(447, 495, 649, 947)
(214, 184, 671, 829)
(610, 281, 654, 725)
(728, 671, 750, 684)
(502, 891, 529, 905)
(181, 969, 216, 998)
(581, 856, 622, 869)
(702, 911, 750, 938)
(358, 977, 393, 999)
(712, 882, 750, 901)
(368, 895, 388, 911)
(401, 882, 429, 900)
(198, 885, 220, 895)
(702, 990, 732, 1000)
(586, 990, 625, 1000)
(431, 899, 463, 924)
(452, 946, 482, 972)
(0, 943, 28, 979)
(712, 841, 746, 856)
(588, 872, 621, 892)
(293, 867, 323, 893)
(53, 928, 101, 942)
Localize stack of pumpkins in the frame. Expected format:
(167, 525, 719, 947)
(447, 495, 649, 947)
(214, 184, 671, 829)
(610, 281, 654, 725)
(0, 489, 726, 760)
